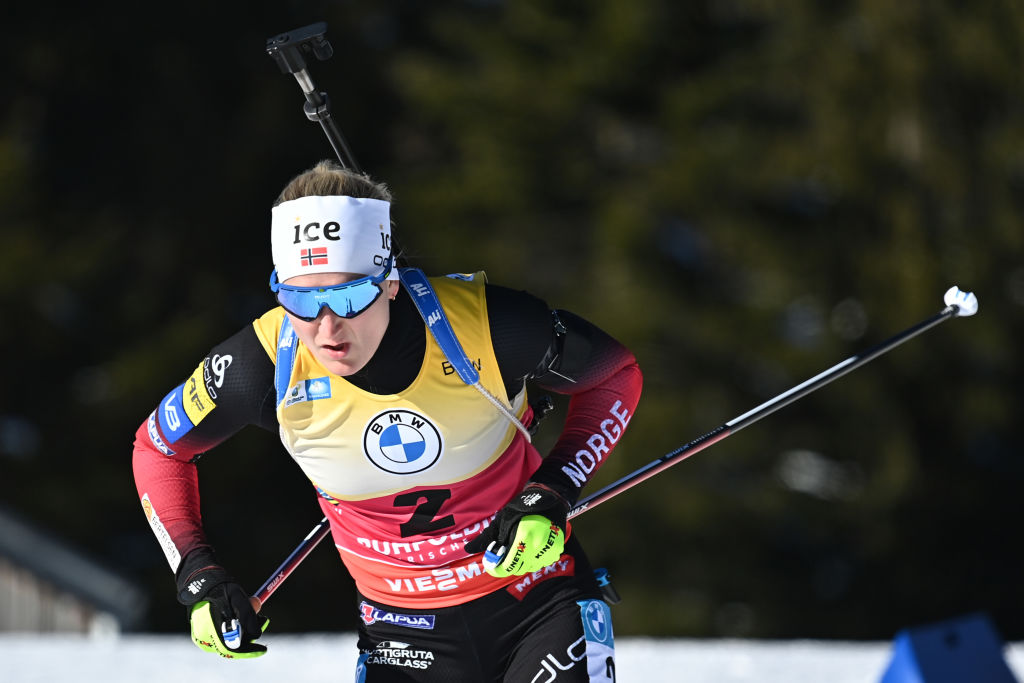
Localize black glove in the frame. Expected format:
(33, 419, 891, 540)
(175, 548, 268, 658)
(464, 483, 570, 576)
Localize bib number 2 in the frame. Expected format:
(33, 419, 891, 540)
(394, 489, 455, 537)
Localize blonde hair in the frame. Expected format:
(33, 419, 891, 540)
(273, 159, 393, 206)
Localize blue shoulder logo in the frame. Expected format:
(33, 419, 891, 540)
(284, 377, 333, 407)
(158, 384, 194, 444)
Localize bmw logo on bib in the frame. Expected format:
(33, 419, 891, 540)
(364, 409, 444, 474)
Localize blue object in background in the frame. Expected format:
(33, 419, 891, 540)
(880, 612, 1018, 682)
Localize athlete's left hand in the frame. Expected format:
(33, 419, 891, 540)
(464, 483, 569, 577)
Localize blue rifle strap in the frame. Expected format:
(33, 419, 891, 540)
(398, 268, 481, 386)
(275, 315, 298, 406)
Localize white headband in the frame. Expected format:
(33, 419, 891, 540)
(271, 195, 395, 283)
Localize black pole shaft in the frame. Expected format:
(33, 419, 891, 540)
(252, 517, 330, 609)
(318, 114, 361, 172)
(298, 83, 362, 172)
(566, 304, 960, 520)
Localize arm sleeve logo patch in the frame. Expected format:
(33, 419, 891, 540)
(147, 411, 175, 456)
(158, 384, 193, 444)
(184, 363, 217, 427)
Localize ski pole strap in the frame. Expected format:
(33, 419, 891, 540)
(399, 267, 532, 442)
(275, 315, 299, 406)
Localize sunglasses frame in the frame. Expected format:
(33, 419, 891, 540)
(269, 256, 393, 321)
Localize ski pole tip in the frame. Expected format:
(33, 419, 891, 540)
(944, 286, 979, 317)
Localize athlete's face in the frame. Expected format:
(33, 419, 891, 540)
(283, 272, 400, 377)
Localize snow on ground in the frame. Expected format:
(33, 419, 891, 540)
(1, 633, 1022, 682)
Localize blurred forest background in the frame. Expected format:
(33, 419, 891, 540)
(2, 0, 1022, 640)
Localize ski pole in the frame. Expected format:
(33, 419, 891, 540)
(266, 22, 362, 172)
(251, 23, 392, 614)
(250, 517, 330, 612)
(564, 285, 979, 520)
(480, 286, 980, 566)
(252, 286, 977, 608)
(265, 20, 407, 264)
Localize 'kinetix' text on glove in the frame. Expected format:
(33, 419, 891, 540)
(463, 484, 569, 577)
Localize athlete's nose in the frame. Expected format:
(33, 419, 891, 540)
(317, 306, 348, 334)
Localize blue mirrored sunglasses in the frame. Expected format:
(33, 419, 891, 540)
(269, 256, 393, 321)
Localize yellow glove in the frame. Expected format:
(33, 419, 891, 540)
(464, 484, 569, 577)
(189, 599, 269, 659)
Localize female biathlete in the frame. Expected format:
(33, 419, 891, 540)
(133, 160, 642, 682)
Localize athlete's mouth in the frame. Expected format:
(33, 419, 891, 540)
(321, 342, 350, 358)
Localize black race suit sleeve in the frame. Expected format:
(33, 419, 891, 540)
(485, 284, 644, 503)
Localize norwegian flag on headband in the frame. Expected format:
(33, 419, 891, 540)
(300, 247, 329, 267)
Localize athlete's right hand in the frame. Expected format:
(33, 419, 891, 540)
(175, 549, 269, 659)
